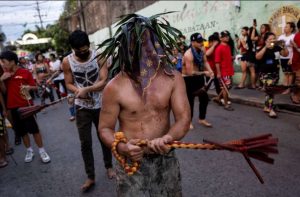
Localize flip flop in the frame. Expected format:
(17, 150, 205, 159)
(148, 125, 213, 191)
(81, 181, 95, 193)
(0, 161, 8, 168)
(5, 148, 14, 155)
(234, 86, 245, 89)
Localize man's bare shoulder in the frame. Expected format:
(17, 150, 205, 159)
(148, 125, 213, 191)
(61, 57, 70, 70)
(183, 49, 193, 60)
(103, 73, 128, 95)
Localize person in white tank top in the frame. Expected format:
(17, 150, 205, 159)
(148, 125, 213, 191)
(61, 30, 114, 192)
(278, 22, 296, 94)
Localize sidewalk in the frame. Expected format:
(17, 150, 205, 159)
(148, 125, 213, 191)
(207, 87, 300, 114)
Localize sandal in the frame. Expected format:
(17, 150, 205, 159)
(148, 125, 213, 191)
(5, 147, 14, 155)
(224, 105, 234, 111)
(269, 110, 277, 118)
(234, 86, 245, 89)
(81, 179, 95, 193)
(0, 160, 8, 168)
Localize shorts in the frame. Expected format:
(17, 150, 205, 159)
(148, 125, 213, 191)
(10, 108, 39, 137)
(241, 52, 256, 64)
(116, 150, 182, 197)
(280, 59, 293, 73)
(219, 76, 232, 89)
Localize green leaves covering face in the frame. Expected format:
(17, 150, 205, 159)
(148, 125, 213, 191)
(96, 12, 183, 79)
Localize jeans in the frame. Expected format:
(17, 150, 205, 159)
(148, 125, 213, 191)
(75, 106, 112, 180)
(184, 75, 209, 120)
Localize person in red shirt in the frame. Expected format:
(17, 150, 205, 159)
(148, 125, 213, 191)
(0, 51, 51, 164)
(206, 33, 221, 95)
(290, 20, 300, 104)
(215, 30, 235, 111)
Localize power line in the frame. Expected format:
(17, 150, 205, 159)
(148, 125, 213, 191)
(34, 1, 46, 29)
(0, 1, 47, 8)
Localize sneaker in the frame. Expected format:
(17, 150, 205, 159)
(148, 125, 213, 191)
(40, 151, 51, 163)
(221, 99, 231, 105)
(69, 116, 75, 121)
(25, 150, 34, 163)
(269, 110, 277, 118)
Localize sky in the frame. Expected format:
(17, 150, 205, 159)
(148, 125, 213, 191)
(0, 1, 65, 42)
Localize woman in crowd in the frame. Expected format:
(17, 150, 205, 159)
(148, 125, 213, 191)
(278, 22, 296, 94)
(33, 53, 54, 105)
(256, 32, 288, 118)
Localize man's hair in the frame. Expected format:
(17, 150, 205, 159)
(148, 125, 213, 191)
(242, 26, 249, 31)
(49, 53, 56, 58)
(287, 22, 296, 33)
(0, 50, 18, 64)
(68, 30, 90, 49)
(263, 32, 275, 41)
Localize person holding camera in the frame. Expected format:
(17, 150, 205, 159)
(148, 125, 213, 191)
(256, 32, 289, 118)
(278, 22, 296, 94)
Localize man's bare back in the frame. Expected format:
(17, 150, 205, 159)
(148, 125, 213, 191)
(99, 68, 190, 158)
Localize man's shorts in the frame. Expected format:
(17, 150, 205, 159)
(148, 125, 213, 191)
(219, 76, 233, 90)
(116, 150, 182, 197)
(10, 108, 39, 137)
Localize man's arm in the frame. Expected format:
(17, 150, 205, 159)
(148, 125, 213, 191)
(61, 57, 78, 94)
(183, 51, 194, 75)
(148, 72, 190, 154)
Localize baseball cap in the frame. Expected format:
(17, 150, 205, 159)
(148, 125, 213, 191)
(190, 33, 205, 43)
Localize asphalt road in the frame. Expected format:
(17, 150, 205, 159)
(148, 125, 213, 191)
(0, 100, 299, 197)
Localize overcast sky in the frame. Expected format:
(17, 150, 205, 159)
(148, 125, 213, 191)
(0, 1, 65, 42)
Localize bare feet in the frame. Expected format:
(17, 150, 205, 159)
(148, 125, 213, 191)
(199, 119, 212, 127)
(81, 179, 95, 192)
(107, 168, 116, 179)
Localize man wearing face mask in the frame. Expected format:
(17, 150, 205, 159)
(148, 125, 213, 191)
(61, 30, 114, 192)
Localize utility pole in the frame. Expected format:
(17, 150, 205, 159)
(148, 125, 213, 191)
(34, 0, 46, 29)
(77, 0, 86, 32)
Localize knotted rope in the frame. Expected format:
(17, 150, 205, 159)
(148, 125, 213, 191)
(112, 132, 278, 183)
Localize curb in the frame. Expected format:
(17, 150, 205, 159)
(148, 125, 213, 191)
(207, 93, 300, 114)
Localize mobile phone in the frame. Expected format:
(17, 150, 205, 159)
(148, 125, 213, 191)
(253, 19, 257, 26)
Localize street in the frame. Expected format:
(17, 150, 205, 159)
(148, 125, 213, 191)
(0, 100, 299, 197)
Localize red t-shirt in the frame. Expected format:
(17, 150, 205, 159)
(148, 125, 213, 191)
(205, 46, 217, 74)
(292, 32, 300, 71)
(215, 43, 234, 76)
(4, 68, 35, 109)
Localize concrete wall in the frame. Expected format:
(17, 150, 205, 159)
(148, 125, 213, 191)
(89, 1, 300, 83)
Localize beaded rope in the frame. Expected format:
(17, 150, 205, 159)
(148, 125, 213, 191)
(112, 132, 229, 175)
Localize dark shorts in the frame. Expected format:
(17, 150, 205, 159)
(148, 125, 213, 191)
(280, 59, 293, 73)
(241, 52, 256, 64)
(116, 150, 182, 197)
(11, 108, 39, 137)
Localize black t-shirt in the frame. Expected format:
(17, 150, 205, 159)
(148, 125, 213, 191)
(257, 45, 282, 73)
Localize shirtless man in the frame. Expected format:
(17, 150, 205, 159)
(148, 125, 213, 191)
(182, 33, 214, 129)
(98, 21, 190, 196)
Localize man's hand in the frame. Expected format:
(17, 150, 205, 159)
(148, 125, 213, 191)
(0, 72, 12, 81)
(148, 134, 173, 155)
(204, 71, 214, 78)
(288, 59, 292, 65)
(75, 87, 89, 99)
(20, 85, 31, 92)
(117, 139, 144, 162)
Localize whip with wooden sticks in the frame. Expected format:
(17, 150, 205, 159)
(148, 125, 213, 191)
(112, 132, 278, 184)
(18, 97, 67, 120)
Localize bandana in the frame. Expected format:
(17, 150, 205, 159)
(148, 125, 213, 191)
(191, 46, 204, 70)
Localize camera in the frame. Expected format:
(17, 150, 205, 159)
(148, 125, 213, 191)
(270, 40, 285, 48)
